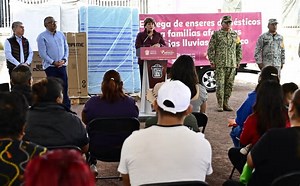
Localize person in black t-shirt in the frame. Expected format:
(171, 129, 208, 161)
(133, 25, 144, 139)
(246, 88, 300, 186)
(0, 92, 46, 185)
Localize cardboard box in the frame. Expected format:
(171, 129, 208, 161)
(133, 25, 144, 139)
(30, 52, 46, 83)
(65, 32, 88, 97)
(31, 32, 88, 97)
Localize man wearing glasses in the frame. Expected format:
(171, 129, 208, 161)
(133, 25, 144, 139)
(37, 16, 70, 109)
(207, 15, 242, 112)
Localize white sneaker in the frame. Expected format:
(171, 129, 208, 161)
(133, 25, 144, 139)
(90, 164, 98, 177)
(240, 144, 252, 155)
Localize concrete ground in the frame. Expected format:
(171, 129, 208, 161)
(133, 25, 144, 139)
(1, 49, 300, 185)
(86, 69, 297, 185)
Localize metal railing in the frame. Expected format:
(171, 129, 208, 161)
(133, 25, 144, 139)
(86, 0, 147, 13)
(0, 0, 11, 28)
(0, 0, 148, 28)
(18, 0, 50, 3)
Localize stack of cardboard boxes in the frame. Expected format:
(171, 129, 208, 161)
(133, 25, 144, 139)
(30, 32, 88, 102)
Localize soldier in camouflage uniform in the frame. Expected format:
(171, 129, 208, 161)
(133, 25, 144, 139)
(254, 19, 285, 76)
(207, 15, 242, 112)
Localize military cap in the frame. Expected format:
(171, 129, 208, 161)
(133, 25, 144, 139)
(268, 19, 278, 24)
(222, 15, 232, 23)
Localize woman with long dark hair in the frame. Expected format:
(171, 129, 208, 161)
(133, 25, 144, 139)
(230, 66, 280, 147)
(145, 55, 208, 132)
(240, 80, 288, 145)
(170, 55, 207, 113)
(245, 88, 300, 186)
(228, 80, 290, 174)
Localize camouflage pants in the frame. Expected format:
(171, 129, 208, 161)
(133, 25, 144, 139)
(215, 67, 236, 107)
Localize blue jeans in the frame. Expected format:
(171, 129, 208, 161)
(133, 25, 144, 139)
(230, 125, 242, 147)
(45, 66, 71, 109)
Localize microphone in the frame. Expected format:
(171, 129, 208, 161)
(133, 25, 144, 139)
(143, 30, 151, 44)
(164, 40, 173, 47)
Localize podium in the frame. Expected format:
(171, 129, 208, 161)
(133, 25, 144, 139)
(137, 47, 177, 114)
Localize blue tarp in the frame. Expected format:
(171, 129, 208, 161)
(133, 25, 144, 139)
(79, 6, 140, 94)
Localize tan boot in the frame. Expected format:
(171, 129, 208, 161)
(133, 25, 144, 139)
(223, 105, 233, 111)
(217, 106, 224, 112)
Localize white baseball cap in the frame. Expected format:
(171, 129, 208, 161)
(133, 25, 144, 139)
(157, 80, 191, 114)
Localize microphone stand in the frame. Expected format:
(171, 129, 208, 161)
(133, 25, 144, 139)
(143, 30, 151, 46)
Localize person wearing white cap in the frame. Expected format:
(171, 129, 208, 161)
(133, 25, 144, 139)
(118, 80, 212, 186)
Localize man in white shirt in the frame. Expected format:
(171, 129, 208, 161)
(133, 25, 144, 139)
(118, 80, 213, 186)
(4, 21, 33, 76)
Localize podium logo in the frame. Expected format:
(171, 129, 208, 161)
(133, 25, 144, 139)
(161, 50, 174, 56)
(145, 50, 150, 55)
(151, 64, 163, 78)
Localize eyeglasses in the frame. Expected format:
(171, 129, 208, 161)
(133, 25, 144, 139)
(47, 21, 57, 25)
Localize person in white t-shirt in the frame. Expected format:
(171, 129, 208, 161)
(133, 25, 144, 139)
(118, 80, 213, 186)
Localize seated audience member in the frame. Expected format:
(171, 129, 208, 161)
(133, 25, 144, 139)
(146, 55, 208, 132)
(10, 65, 32, 106)
(146, 82, 198, 132)
(82, 69, 139, 125)
(118, 80, 212, 186)
(246, 88, 300, 186)
(224, 88, 300, 186)
(228, 80, 289, 174)
(282, 82, 298, 107)
(23, 77, 89, 153)
(0, 92, 46, 186)
(24, 149, 95, 186)
(81, 69, 138, 175)
(229, 66, 279, 147)
(170, 55, 208, 113)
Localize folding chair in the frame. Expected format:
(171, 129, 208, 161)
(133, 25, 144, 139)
(141, 180, 209, 186)
(87, 117, 140, 179)
(271, 171, 300, 186)
(192, 112, 208, 133)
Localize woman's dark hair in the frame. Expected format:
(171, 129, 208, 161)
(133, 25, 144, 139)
(144, 17, 156, 27)
(290, 89, 300, 121)
(255, 66, 279, 91)
(170, 55, 199, 99)
(253, 80, 286, 136)
(0, 92, 27, 138)
(101, 70, 126, 103)
(282, 82, 298, 96)
(32, 77, 63, 104)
